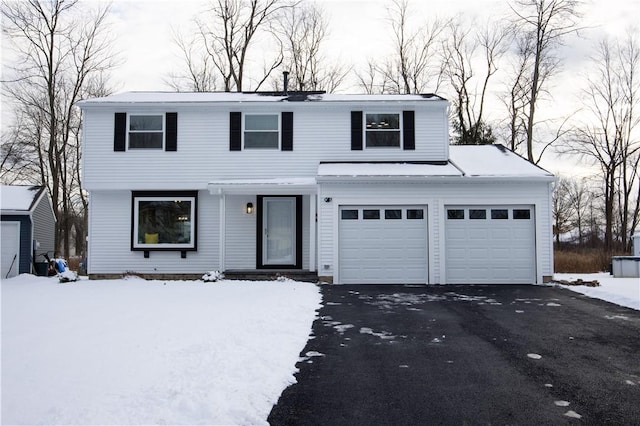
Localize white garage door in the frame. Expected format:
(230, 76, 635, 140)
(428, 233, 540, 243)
(339, 206, 427, 284)
(2, 222, 21, 279)
(445, 206, 536, 284)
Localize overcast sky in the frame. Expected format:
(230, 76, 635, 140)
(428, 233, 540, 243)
(108, 0, 639, 94)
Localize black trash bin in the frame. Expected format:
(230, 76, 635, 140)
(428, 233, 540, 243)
(34, 262, 49, 276)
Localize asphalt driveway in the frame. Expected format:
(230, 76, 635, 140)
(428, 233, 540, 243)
(268, 284, 640, 425)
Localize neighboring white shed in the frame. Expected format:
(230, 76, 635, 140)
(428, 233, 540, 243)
(1, 185, 56, 278)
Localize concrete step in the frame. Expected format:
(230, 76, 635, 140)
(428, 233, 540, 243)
(223, 270, 319, 283)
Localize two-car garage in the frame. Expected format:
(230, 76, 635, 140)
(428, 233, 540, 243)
(337, 204, 537, 285)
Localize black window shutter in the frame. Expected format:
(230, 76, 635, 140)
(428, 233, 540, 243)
(114, 112, 126, 151)
(281, 112, 293, 151)
(403, 110, 415, 150)
(351, 111, 363, 150)
(230, 112, 242, 151)
(166, 112, 177, 151)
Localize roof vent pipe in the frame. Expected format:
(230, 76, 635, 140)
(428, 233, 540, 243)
(283, 71, 289, 95)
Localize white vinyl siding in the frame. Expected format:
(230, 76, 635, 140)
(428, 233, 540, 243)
(87, 190, 219, 275)
(224, 195, 257, 270)
(82, 103, 448, 190)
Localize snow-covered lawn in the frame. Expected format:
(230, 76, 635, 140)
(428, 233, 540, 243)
(553, 273, 639, 311)
(1, 274, 322, 425)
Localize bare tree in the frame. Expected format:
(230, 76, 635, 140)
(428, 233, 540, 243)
(442, 17, 509, 145)
(569, 31, 640, 251)
(165, 32, 219, 92)
(502, 31, 534, 152)
(566, 177, 593, 245)
(2, 0, 116, 257)
(509, 0, 583, 163)
(553, 177, 574, 245)
(357, 0, 448, 94)
(185, 0, 293, 92)
(274, 2, 349, 92)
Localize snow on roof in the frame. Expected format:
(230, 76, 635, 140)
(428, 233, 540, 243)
(317, 162, 461, 178)
(1, 185, 44, 212)
(449, 145, 554, 178)
(78, 91, 446, 106)
(317, 146, 554, 180)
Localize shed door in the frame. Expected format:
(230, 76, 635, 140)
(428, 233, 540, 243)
(339, 206, 427, 284)
(1, 222, 21, 279)
(445, 206, 536, 284)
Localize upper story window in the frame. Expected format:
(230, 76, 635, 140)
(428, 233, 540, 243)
(365, 113, 401, 148)
(114, 112, 177, 152)
(351, 111, 413, 151)
(129, 115, 164, 149)
(244, 114, 279, 149)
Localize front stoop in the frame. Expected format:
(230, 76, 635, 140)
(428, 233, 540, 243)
(223, 270, 319, 283)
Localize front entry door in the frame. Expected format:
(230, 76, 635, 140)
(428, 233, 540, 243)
(262, 197, 297, 267)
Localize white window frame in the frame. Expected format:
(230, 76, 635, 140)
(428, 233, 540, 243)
(364, 112, 402, 149)
(128, 114, 165, 150)
(243, 113, 280, 149)
(132, 195, 196, 249)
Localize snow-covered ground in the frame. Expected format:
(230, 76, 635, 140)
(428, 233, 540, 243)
(553, 273, 639, 311)
(2, 272, 636, 425)
(1, 274, 322, 425)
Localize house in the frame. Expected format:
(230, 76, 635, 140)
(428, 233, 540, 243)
(78, 90, 555, 284)
(1, 185, 56, 278)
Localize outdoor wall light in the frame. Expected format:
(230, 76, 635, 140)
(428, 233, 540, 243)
(324, 197, 332, 203)
(246, 202, 254, 214)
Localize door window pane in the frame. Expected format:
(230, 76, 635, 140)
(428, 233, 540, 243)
(447, 209, 464, 219)
(470, 209, 487, 219)
(407, 209, 424, 219)
(491, 209, 509, 219)
(363, 209, 380, 219)
(513, 209, 531, 219)
(341, 210, 358, 220)
(385, 209, 402, 219)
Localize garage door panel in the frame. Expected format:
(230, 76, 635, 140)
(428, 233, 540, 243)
(339, 205, 427, 284)
(468, 229, 489, 239)
(446, 205, 535, 284)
